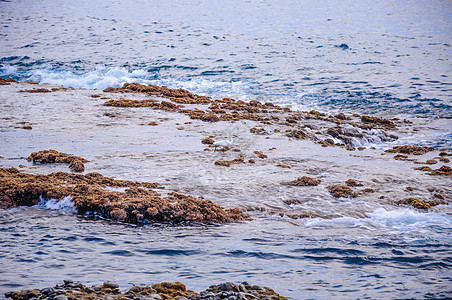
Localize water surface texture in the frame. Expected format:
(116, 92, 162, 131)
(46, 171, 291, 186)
(1, 0, 452, 299)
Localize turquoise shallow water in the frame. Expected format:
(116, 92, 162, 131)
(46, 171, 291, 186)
(0, 0, 452, 298)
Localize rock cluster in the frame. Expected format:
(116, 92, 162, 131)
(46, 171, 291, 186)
(102, 83, 399, 146)
(282, 176, 321, 186)
(27, 150, 88, 172)
(385, 145, 435, 155)
(395, 197, 438, 210)
(0, 168, 247, 224)
(0, 78, 18, 85)
(5, 281, 287, 300)
(415, 165, 452, 176)
(253, 151, 268, 159)
(214, 158, 245, 167)
(360, 115, 395, 128)
(327, 185, 358, 198)
(345, 179, 363, 187)
(193, 281, 288, 300)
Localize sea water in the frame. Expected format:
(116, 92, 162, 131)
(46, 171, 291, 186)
(0, 0, 451, 298)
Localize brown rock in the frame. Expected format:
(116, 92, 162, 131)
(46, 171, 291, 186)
(396, 197, 437, 209)
(0, 168, 247, 224)
(327, 185, 357, 198)
(69, 159, 85, 173)
(385, 145, 435, 155)
(276, 164, 291, 169)
(201, 138, 215, 145)
(283, 176, 321, 186)
(253, 150, 268, 159)
(0, 78, 18, 85)
(19, 88, 51, 93)
(430, 165, 452, 176)
(214, 157, 245, 167)
(345, 179, 363, 187)
(433, 193, 444, 200)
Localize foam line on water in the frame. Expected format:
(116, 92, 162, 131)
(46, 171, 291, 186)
(304, 207, 452, 233)
(0, 65, 252, 97)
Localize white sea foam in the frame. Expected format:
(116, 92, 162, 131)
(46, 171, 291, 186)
(367, 208, 452, 228)
(304, 208, 452, 233)
(1, 66, 252, 97)
(36, 195, 77, 213)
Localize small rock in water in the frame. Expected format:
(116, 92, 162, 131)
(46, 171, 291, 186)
(103, 282, 119, 289)
(40, 287, 54, 294)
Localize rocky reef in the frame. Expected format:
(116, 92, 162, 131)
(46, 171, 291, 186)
(5, 280, 288, 300)
(0, 168, 246, 224)
(101, 82, 404, 148)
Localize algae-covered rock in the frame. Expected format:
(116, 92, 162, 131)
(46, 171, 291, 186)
(345, 179, 363, 187)
(253, 150, 268, 159)
(430, 165, 452, 176)
(0, 168, 247, 224)
(201, 137, 215, 145)
(385, 145, 435, 155)
(27, 150, 88, 173)
(214, 157, 245, 167)
(396, 197, 437, 209)
(0, 78, 18, 85)
(327, 185, 357, 198)
(283, 176, 321, 186)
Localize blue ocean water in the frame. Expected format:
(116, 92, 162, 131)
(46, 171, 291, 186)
(1, 0, 452, 299)
(1, 0, 451, 119)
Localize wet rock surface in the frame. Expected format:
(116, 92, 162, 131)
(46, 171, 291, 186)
(327, 185, 358, 198)
(282, 176, 321, 186)
(27, 150, 88, 173)
(5, 281, 287, 300)
(0, 168, 246, 224)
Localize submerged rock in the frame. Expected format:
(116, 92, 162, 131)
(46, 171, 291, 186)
(0, 168, 247, 224)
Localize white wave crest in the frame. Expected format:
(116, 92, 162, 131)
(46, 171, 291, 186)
(0, 65, 252, 96)
(366, 208, 452, 228)
(37, 195, 77, 213)
(304, 208, 452, 233)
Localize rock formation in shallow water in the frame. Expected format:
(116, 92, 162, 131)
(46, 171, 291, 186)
(282, 176, 321, 186)
(27, 150, 88, 172)
(327, 185, 358, 198)
(0, 168, 247, 224)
